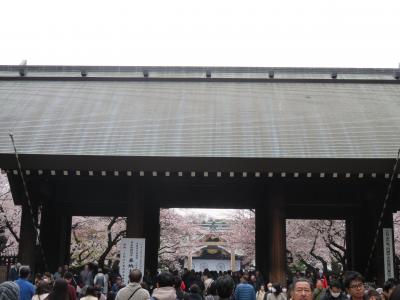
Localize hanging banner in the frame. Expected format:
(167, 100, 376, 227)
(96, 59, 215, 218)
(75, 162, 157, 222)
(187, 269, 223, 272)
(119, 238, 146, 285)
(383, 228, 394, 281)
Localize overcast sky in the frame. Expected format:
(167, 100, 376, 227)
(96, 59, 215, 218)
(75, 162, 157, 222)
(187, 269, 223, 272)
(1, 0, 399, 68)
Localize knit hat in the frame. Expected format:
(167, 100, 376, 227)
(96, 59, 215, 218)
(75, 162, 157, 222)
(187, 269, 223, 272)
(0, 281, 20, 300)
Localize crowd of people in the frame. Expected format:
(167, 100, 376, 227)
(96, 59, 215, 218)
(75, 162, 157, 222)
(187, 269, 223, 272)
(0, 263, 400, 300)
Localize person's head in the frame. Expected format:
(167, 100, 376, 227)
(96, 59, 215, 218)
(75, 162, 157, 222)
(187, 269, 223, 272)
(272, 283, 282, 295)
(85, 286, 97, 297)
(315, 280, 323, 290)
(156, 272, 174, 287)
(207, 281, 218, 296)
(174, 275, 183, 290)
(98, 268, 103, 273)
(343, 271, 365, 299)
(47, 279, 69, 300)
(267, 282, 273, 291)
(190, 284, 202, 295)
(329, 279, 342, 298)
(35, 281, 51, 295)
(0, 281, 19, 300)
(366, 290, 382, 300)
(57, 266, 63, 273)
(63, 272, 73, 284)
(259, 285, 265, 292)
(388, 285, 400, 300)
(43, 272, 52, 283)
(19, 266, 31, 279)
(215, 275, 235, 299)
(241, 274, 249, 283)
(292, 278, 313, 300)
(383, 279, 397, 297)
(129, 269, 143, 283)
(115, 276, 122, 285)
(251, 275, 257, 283)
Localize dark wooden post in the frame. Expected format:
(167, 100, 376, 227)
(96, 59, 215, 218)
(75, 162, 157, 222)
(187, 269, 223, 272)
(18, 203, 38, 269)
(40, 201, 72, 272)
(267, 189, 286, 284)
(256, 201, 269, 280)
(126, 184, 145, 238)
(256, 186, 287, 284)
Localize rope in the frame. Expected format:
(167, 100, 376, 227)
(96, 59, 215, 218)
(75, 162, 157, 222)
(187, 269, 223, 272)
(365, 148, 400, 277)
(9, 133, 48, 271)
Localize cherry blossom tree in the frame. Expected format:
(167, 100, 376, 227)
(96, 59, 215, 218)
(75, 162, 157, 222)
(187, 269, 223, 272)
(158, 208, 206, 269)
(70, 216, 126, 268)
(0, 173, 20, 255)
(222, 209, 255, 265)
(286, 219, 346, 274)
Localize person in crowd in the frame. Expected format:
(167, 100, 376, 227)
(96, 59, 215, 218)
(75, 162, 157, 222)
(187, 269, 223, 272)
(203, 270, 214, 295)
(292, 278, 313, 300)
(205, 281, 219, 300)
(281, 287, 288, 300)
(266, 283, 273, 294)
(43, 272, 53, 284)
(151, 272, 177, 300)
(64, 272, 77, 300)
(382, 279, 397, 300)
(266, 284, 286, 300)
(94, 268, 108, 295)
(115, 269, 150, 300)
(46, 278, 70, 300)
(54, 266, 64, 281)
(8, 263, 21, 281)
(81, 286, 99, 300)
(0, 281, 20, 300)
(343, 271, 366, 300)
(32, 281, 51, 300)
(186, 284, 204, 300)
(235, 274, 256, 300)
(388, 285, 400, 300)
(81, 264, 94, 288)
(255, 271, 264, 293)
(34, 273, 43, 287)
(15, 266, 35, 300)
(250, 275, 259, 293)
(256, 285, 266, 300)
(215, 275, 235, 300)
(313, 280, 326, 300)
(110, 276, 126, 299)
(366, 290, 382, 300)
(175, 275, 188, 300)
(315, 270, 328, 289)
(321, 279, 346, 300)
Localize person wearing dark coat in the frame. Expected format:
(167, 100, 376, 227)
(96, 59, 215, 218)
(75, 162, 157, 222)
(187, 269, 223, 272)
(321, 280, 347, 300)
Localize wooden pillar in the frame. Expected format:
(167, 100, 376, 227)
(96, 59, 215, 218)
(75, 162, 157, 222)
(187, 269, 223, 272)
(347, 185, 397, 284)
(126, 185, 145, 238)
(143, 199, 160, 276)
(256, 201, 268, 280)
(40, 201, 72, 272)
(18, 203, 37, 269)
(127, 182, 159, 275)
(267, 191, 286, 285)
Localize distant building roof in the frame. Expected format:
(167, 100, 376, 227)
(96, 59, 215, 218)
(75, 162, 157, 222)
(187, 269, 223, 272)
(0, 65, 399, 164)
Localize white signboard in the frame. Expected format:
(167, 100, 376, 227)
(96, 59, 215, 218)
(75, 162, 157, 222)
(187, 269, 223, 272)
(383, 228, 394, 281)
(120, 238, 146, 285)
